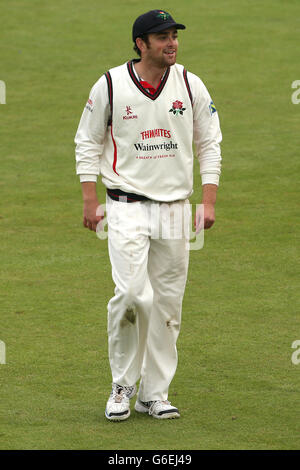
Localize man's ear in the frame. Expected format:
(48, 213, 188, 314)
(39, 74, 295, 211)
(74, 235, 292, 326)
(136, 37, 147, 54)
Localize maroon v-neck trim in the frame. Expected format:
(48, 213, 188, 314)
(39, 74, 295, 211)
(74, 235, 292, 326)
(127, 60, 170, 101)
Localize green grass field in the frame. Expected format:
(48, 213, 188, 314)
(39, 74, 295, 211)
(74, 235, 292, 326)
(1, 0, 300, 450)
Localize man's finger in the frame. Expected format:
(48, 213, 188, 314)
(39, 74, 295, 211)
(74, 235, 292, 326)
(88, 217, 103, 232)
(204, 218, 215, 229)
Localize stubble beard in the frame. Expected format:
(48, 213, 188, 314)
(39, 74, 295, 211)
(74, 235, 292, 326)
(148, 51, 177, 70)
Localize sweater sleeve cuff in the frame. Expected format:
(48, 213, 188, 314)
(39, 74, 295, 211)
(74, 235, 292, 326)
(201, 174, 220, 186)
(79, 174, 98, 183)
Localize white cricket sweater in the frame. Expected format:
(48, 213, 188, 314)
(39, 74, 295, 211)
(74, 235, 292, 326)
(75, 60, 222, 202)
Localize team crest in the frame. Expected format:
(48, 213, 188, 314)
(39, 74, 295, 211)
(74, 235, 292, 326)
(157, 11, 170, 21)
(169, 100, 186, 116)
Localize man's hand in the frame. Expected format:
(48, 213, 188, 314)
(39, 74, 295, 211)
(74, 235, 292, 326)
(203, 203, 215, 229)
(83, 199, 104, 232)
(194, 203, 215, 233)
(81, 182, 104, 232)
(194, 184, 218, 232)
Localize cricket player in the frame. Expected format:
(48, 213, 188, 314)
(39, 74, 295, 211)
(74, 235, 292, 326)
(75, 10, 222, 420)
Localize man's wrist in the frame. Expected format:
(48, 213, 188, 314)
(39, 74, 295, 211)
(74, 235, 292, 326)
(201, 184, 218, 206)
(83, 196, 99, 203)
(81, 181, 98, 203)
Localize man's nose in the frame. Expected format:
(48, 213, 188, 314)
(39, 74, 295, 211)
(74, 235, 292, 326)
(167, 35, 177, 47)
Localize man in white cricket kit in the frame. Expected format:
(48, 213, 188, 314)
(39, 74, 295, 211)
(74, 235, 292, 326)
(75, 10, 222, 420)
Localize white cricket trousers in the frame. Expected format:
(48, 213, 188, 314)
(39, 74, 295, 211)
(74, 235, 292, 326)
(106, 196, 190, 402)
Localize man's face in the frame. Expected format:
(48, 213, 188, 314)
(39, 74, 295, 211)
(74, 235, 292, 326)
(142, 27, 178, 67)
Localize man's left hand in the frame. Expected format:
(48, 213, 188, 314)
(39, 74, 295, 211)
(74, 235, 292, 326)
(194, 203, 215, 233)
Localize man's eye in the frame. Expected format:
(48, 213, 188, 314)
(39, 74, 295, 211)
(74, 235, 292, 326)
(157, 34, 177, 40)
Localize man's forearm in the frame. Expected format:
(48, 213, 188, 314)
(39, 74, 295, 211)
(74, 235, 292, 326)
(202, 183, 218, 205)
(81, 181, 98, 202)
(81, 182, 103, 232)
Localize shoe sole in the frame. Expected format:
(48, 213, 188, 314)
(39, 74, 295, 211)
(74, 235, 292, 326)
(105, 409, 130, 421)
(152, 412, 180, 419)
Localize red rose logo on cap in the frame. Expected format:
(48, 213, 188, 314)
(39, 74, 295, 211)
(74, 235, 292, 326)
(169, 100, 186, 115)
(157, 11, 170, 20)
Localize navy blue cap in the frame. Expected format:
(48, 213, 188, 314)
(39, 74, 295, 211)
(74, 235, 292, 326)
(132, 10, 185, 42)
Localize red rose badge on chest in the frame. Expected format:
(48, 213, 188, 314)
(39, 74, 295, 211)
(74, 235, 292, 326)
(169, 100, 186, 116)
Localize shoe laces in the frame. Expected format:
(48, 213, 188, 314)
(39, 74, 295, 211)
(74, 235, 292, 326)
(149, 400, 171, 414)
(111, 383, 134, 401)
(110, 384, 123, 400)
(121, 384, 136, 396)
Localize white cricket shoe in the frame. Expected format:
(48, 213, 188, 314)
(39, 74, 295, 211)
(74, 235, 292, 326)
(105, 383, 137, 421)
(135, 399, 180, 419)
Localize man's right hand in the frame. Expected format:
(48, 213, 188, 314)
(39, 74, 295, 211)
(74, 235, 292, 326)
(83, 199, 104, 232)
(81, 182, 104, 232)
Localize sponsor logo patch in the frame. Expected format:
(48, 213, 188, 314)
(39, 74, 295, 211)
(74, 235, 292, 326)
(85, 98, 93, 112)
(134, 141, 178, 152)
(140, 129, 171, 140)
(123, 105, 138, 120)
(209, 101, 217, 115)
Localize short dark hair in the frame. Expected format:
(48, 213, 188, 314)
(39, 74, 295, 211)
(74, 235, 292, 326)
(133, 34, 150, 57)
